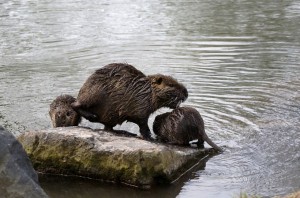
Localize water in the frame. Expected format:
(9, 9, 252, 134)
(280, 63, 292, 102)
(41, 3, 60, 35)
(1, 0, 300, 197)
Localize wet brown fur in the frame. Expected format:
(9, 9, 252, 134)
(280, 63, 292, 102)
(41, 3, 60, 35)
(71, 63, 188, 139)
(153, 107, 222, 152)
(49, 95, 81, 127)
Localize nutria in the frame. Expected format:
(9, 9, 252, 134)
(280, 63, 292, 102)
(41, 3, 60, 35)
(71, 63, 188, 140)
(153, 107, 223, 152)
(49, 95, 81, 127)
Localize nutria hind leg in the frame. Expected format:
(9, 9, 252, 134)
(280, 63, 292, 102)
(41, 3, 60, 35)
(197, 139, 205, 149)
(104, 125, 114, 131)
(71, 102, 98, 122)
(110, 129, 137, 137)
(78, 109, 98, 122)
(104, 125, 134, 137)
(103, 124, 136, 137)
(138, 122, 153, 141)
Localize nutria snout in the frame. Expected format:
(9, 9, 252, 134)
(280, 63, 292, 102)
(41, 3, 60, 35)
(49, 95, 81, 127)
(72, 63, 188, 140)
(153, 106, 223, 152)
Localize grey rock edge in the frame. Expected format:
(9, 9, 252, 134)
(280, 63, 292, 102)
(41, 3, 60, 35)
(17, 127, 217, 189)
(0, 126, 48, 198)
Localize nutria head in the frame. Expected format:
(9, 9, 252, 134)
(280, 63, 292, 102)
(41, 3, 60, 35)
(49, 95, 81, 127)
(149, 74, 188, 110)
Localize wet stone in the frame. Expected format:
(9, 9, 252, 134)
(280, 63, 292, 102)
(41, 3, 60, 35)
(0, 126, 48, 198)
(17, 127, 215, 189)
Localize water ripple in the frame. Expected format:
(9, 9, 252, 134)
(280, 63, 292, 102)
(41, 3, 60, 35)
(1, 0, 300, 197)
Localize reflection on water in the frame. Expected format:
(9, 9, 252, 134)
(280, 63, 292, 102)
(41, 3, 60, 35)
(1, 0, 300, 197)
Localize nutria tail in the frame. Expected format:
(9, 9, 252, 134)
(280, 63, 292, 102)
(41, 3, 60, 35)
(201, 130, 223, 153)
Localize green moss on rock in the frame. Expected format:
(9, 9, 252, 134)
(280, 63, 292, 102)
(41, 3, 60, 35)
(18, 127, 214, 189)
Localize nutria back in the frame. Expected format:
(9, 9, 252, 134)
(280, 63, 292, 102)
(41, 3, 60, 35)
(72, 63, 188, 139)
(49, 95, 81, 127)
(153, 107, 222, 151)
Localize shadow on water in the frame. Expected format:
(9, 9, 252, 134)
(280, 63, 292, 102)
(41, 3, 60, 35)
(39, 154, 217, 198)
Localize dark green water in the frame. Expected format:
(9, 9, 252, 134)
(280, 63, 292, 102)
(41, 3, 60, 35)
(1, 0, 299, 197)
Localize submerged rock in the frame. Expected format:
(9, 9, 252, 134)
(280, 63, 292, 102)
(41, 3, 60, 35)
(17, 127, 215, 189)
(0, 126, 48, 198)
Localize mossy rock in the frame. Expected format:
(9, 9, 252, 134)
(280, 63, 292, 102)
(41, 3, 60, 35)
(18, 127, 215, 189)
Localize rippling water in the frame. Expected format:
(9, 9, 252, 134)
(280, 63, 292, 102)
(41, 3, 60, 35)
(1, 0, 300, 197)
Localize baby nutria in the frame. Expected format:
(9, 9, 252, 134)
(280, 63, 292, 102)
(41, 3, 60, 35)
(71, 63, 188, 140)
(49, 94, 81, 127)
(153, 106, 223, 152)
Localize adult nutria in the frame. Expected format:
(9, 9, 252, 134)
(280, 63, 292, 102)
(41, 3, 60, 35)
(49, 95, 81, 127)
(71, 63, 188, 140)
(153, 107, 223, 152)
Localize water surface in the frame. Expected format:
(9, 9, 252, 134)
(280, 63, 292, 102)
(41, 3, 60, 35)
(1, 0, 300, 197)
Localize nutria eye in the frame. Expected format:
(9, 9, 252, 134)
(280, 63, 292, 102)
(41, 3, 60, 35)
(66, 112, 71, 116)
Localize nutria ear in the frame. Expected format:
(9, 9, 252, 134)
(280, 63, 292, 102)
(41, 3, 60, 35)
(152, 77, 163, 85)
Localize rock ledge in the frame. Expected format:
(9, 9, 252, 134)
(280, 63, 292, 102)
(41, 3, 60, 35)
(18, 127, 215, 189)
